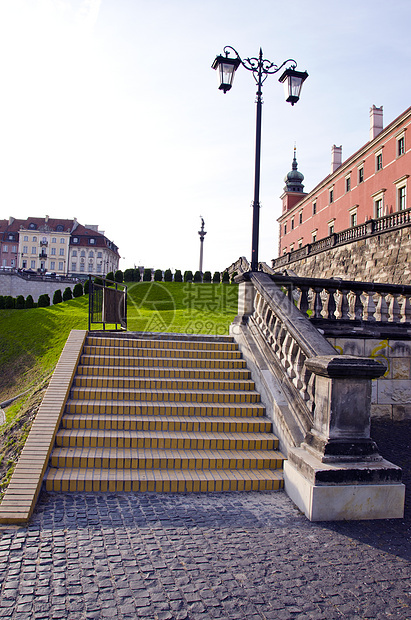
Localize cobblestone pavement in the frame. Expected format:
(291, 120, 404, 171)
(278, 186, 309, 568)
(0, 421, 410, 620)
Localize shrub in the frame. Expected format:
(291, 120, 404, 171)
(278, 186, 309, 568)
(124, 268, 134, 282)
(194, 271, 202, 283)
(133, 269, 141, 282)
(53, 289, 63, 305)
(222, 271, 230, 283)
(84, 279, 90, 294)
(184, 270, 193, 282)
(115, 270, 123, 283)
(5, 296, 14, 309)
(73, 282, 83, 298)
(38, 294, 50, 307)
(174, 270, 182, 283)
(203, 271, 211, 283)
(230, 271, 238, 283)
(154, 269, 163, 282)
(212, 271, 221, 283)
(143, 268, 152, 282)
(106, 271, 115, 285)
(25, 295, 34, 309)
(94, 277, 104, 286)
(0, 296, 4, 309)
(15, 295, 25, 309)
(164, 269, 172, 282)
(63, 287, 72, 301)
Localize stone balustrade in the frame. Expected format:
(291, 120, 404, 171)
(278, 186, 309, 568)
(232, 271, 405, 520)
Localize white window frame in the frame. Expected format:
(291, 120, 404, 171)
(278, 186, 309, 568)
(394, 175, 409, 211)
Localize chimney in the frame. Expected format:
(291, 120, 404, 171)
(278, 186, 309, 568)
(45, 215, 49, 223)
(370, 105, 383, 140)
(8, 216, 14, 225)
(331, 145, 342, 173)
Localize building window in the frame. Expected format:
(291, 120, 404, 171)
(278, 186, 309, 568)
(31, 247, 36, 254)
(51, 247, 56, 255)
(58, 262, 63, 271)
(329, 188, 334, 203)
(376, 151, 383, 171)
(290, 244, 294, 252)
(351, 212, 357, 227)
(23, 246, 28, 254)
(298, 239, 303, 249)
(312, 202, 317, 215)
(71, 263, 77, 271)
(283, 249, 287, 255)
(52, 237, 56, 244)
(22, 260, 27, 268)
(32, 236, 37, 242)
(97, 252, 102, 258)
(50, 261, 55, 270)
(60, 238, 65, 244)
(299, 211, 303, 225)
(398, 136, 405, 156)
(89, 238, 95, 245)
(358, 167, 364, 183)
(345, 176, 351, 192)
(72, 237, 79, 244)
(312, 231, 317, 243)
(59, 248, 64, 256)
(328, 220, 335, 236)
(81, 250, 86, 257)
(398, 186, 406, 211)
(291, 218, 294, 230)
(284, 223, 287, 235)
(72, 250, 77, 257)
(375, 198, 383, 218)
(31, 260, 35, 269)
(3, 245, 8, 252)
(23, 236, 28, 242)
(97, 263, 102, 273)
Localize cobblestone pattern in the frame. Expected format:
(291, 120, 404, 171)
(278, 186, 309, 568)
(0, 421, 410, 620)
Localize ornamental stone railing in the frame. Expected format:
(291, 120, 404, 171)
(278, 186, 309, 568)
(273, 207, 411, 270)
(232, 271, 405, 520)
(268, 274, 411, 326)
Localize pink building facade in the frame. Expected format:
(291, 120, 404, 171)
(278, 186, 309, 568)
(277, 105, 411, 256)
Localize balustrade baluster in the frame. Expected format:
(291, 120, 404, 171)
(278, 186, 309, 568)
(399, 295, 411, 322)
(375, 293, 389, 322)
(361, 292, 377, 322)
(353, 290, 363, 320)
(338, 288, 350, 319)
(387, 293, 401, 323)
(312, 287, 324, 319)
(297, 286, 310, 317)
(291, 346, 305, 390)
(325, 288, 337, 320)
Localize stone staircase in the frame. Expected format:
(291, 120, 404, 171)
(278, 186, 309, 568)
(44, 333, 284, 493)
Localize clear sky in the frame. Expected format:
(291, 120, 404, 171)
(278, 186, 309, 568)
(1, 0, 411, 273)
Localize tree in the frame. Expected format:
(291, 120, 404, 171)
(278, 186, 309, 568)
(174, 270, 182, 283)
(25, 295, 34, 309)
(184, 270, 193, 282)
(212, 271, 221, 283)
(222, 271, 230, 283)
(83, 279, 90, 294)
(106, 271, 115, 285)
(38, 294, 50, 307)
(124, 268, 134, 282)
(0, 296, 4, 309)
(15, 295, 25, 309)
(73, 282, 83, 298)
(133, 268, 141, 282)
(143, 268, 152, 281)
(63, 287, 72, 301)
(115, 270, 123, 283)
(194, 271, 202, 283)
(154, 269, 163, 282)
(5, 296, 14, 309)
(164, 269, 173, 282)
(94, 277, 104, 286)
(53, 289, 63, 305)
(203, 271, 212, 283)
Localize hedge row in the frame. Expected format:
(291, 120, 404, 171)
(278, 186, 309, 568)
(122, 269, 237, 283)
(0, 282, 85, 310)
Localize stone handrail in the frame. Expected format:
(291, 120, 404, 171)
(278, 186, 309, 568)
(268, 274, 411, 324)
(236, 272, 386, 461)
(273, 207, 411, 270)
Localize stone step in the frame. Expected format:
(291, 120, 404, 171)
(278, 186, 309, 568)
(69, 387, 261, 404)
(65, 399, 265, 418)
(72, 375, 256, 392)
(60, 414, 272, 433)
(86, 335, 237, 351)
(82, 345, 242, 359)
(55, 428, 277, 450)
(79, 355, 247, 369)
(49, 446, 283, 470)
(45, 467, 284, 493)
(76, 365, 251, 380)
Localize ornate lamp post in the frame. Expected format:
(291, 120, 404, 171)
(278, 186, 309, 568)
(198, 216, 207, 274)
(212, 46, 308, 272)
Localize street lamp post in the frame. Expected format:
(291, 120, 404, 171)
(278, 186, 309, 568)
(198, 216, 207, 274)
(212, 46, 308, 272)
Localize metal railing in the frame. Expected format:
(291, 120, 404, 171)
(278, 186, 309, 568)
(88, 276, 127, 331)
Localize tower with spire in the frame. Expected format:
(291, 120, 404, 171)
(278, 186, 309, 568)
(280, 147, 307, 214)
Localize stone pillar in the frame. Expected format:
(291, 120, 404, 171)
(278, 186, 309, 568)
(284, 355, 405, 521)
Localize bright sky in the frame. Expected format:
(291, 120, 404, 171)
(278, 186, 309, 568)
(1, 0, 411, 273)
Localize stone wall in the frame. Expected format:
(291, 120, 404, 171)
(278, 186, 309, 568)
(278, 227, 411, 285)
(0, 273, 81, 302)
(328, 336, 411, 422)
